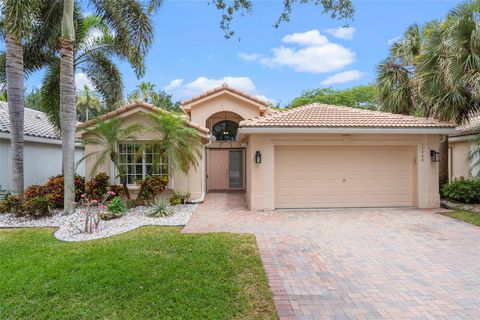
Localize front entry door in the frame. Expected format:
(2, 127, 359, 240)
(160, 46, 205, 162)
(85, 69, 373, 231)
(207, 149, 244, 191)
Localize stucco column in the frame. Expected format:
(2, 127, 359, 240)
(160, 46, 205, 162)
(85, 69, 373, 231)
(417, 135, 440, 208)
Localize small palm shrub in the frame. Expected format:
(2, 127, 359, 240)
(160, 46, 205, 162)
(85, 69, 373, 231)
(148, 198, 173, 217)
(442, 179, 480, 203)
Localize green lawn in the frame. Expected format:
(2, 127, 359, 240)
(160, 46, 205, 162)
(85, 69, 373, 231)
(0, 227, 277, 320)
(441, 209, 480, 227)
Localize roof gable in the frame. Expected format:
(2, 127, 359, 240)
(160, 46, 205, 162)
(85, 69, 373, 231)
(240, 103, 456, 129)
(180, 84, 270, 114)
(77, 100, 209, 134)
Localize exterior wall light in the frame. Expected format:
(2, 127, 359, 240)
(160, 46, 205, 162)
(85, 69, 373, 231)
(255, 151, 262, 164)
(430, 150, 440, 162)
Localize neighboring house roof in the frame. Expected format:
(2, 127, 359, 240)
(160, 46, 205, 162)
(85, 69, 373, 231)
(77, 100, 210, 134)
(240, 104, 456, 129)
(450, 115, 480, 137)
(0, 101, 60, 140)
(180, 83, 270, 116)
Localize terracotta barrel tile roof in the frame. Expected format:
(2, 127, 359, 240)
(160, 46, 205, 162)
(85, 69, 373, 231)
(451, 115, 480, 137)
(240, 103, 456, 129)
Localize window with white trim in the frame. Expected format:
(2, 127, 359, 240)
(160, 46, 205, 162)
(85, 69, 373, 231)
(118, 143, 168, 185)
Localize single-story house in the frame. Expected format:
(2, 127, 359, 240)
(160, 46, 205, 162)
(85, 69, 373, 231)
(0, 102, 85, 191)
(78, 84, 457, 210)
(448, 115, 480, 180)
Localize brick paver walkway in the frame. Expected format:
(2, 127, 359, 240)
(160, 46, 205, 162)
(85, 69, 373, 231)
(183, 193, 480, 320)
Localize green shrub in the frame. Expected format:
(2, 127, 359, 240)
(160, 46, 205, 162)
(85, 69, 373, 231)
(44, 174, 86, 208)
(21, 196, 51, 218)
(137, 176, 168, 204)
(148, 198, 173, 217)
(24, 185, 46, 199)
(107, 197, 127, 214)
(442, 179, 480, 203)
(86, 173, 110, 200)
(0, 193, 22, 214)
(169, 190, 191, 205)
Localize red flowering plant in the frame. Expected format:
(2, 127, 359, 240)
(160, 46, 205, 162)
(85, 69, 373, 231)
(76, 190, 116, 234)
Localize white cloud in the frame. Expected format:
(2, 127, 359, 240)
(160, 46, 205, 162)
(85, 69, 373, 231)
(325, 27, 356, 40)
(282, 29, 329, 46)
(75, 72, 94, 90)
(320, 70, 364, 85)
(162, 76, 274, 102)
(238, 52, 262, 61)
(162, 79, 183, 91)
(244, 29, 355, 74)
(387, 36, 401, 45)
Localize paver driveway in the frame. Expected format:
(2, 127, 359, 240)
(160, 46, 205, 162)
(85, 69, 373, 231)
(183, 193, 480, 320)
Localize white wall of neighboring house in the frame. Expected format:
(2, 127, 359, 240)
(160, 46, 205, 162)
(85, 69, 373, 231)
(0, 137, 85, 192)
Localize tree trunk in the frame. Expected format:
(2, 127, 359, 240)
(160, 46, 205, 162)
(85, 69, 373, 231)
(5, 33, 25, 199)
(59, 38, 76, 214)
(439, 136, 449, 188)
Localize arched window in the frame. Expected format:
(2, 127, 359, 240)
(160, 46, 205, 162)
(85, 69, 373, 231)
(212, 120, 239, 141)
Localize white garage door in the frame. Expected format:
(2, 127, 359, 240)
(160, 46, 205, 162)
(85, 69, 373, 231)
(275, 145, 416, 208)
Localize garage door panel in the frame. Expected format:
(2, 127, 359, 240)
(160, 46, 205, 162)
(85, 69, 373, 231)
(275, 146, 415, 208)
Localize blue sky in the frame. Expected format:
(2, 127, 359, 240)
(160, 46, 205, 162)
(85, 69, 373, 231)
(26, 0, 462, 106)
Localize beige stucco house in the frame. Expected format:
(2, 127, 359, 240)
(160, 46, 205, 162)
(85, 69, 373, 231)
(78, 84, 457, 210)
(448, 116, 480, 180)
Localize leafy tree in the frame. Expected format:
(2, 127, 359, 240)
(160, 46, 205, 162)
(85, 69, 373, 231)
(129, 81, 156, 103)
(288, 85, 376, 109)
(25, 88, 43, 110)
(212, 0, 354, 39)
(152, 91, 182, 113)
(79, 117, 142, 200)
(76, 85, 103, 122)
(375, 0, 480, 185)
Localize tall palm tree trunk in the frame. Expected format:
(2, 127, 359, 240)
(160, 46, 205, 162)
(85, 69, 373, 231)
(60, 0, 76, 214)
(5, 33, 25, 199)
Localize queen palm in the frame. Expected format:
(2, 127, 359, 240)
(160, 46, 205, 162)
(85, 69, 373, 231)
(1, 0, 44, 198)
(58, 0, 160, 214)
(79, 117, 142, 200)
(129, 82, 157, 103)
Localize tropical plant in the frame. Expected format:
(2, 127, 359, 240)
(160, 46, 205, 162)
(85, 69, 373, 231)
(77, 85, 103, 122)
(0, 193, 22, 214)
(20, 196, 52, 219)
(107, 196, 127, 214)
(136, 175, 168, 204)
(288, 85, 377, 109)
(129, 82, 182, 112)
(129, 81, 156, 103)
(1, 0, 44, 198)
(170, 190, 190, 205)
(78, 117, 142, 200)
(25, 88, 43, 110)
(85, 172, 110, 200)
(147, 112, 203, 174)
(375, 0, 480, 185)
(442, 179, 480, 203)
(148, 198, 173, 217)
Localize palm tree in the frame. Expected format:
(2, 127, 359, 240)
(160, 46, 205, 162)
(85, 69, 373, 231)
(1, 0, 42, 198)
(79, 117, 142, 200)
(77, 85, 102, 122)
(129, 81, 157, 103)
(375, 0, 480, 185)
(147, 112, 202, 174)
(58, 0, 160, 214)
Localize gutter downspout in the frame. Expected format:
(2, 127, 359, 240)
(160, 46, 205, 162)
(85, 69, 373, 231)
(189, 134, 214, 203)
